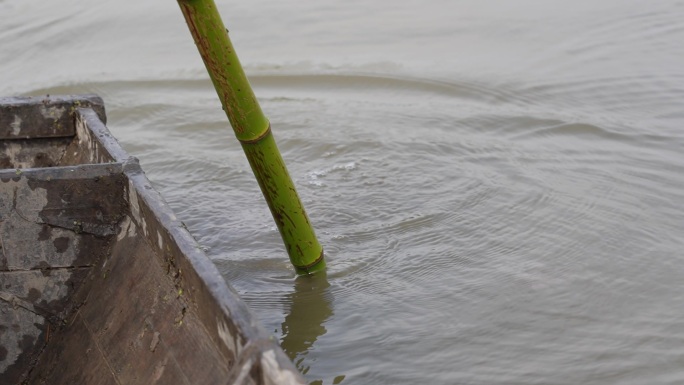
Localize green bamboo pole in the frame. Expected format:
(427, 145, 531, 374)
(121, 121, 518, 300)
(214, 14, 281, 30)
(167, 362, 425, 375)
(177, 0, 325, 274)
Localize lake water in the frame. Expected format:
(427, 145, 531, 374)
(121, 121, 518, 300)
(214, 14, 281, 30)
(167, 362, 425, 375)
(2, 0, 684, 384)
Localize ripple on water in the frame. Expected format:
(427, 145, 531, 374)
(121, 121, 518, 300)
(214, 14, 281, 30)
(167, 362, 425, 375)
(21, 56, 684, 384)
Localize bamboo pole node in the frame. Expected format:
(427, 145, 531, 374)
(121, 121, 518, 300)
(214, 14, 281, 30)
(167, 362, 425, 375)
(237, 123, 272, 145)
(177, 0, 326, 275)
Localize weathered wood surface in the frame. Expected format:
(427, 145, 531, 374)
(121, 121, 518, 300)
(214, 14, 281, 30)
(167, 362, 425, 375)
(29, 215, 233, 384)
(0, 95, 105, 140)
(0, 165, 126, 384)
(0, 95, 305, 385)
(0, 137, 73, 169)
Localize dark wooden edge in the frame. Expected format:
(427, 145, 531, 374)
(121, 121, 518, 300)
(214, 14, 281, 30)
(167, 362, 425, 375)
(0, 162, 124, 182)
(0, 95, 106, 140)
(75, 108, 129, 163)
(122, 159, 305, 385)
(0, 93, 305, 383)
(5, 164, 127, 241)
(0, 162, 126, 384)
(79, 105, 306, 383)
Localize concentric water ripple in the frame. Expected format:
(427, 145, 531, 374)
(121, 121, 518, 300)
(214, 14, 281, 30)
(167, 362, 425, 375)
(3, 0, 684, 384)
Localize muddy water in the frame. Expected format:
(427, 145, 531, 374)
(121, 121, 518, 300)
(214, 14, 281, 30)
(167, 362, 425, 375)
(3, 0, 684, 384)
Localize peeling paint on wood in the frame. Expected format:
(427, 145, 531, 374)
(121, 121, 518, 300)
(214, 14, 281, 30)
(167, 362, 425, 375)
(0, 95, 105, 140)
(0, 95, 305, 384)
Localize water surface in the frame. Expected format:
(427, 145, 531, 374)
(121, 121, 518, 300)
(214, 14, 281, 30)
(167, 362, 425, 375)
(2, 1, 684, 384)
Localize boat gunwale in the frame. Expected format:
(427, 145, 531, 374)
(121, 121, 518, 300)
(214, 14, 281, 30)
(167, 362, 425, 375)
(0, 95, 305, 384)
(78, 101, 305, 384)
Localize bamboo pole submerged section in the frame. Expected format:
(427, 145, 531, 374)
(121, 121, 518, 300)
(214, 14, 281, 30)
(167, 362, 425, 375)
(177, 0, 325, 274)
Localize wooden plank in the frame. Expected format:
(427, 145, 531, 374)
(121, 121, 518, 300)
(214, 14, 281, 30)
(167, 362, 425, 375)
(0, 137, 72, 169)
(1, 94, 306, 384)
(26, 313, 119, 385)
(0, 164, 127, 243)
(0, 165, 123, 382)
(0, 301, 45, 385)
(29, 217, 234, 384)
(0, 95, 105, 140)
(0, 268, 90, 321)
(125, 166, 306, 385)
(59, 109, 122, 166)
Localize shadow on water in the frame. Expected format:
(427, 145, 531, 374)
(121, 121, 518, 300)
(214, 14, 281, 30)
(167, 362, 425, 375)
(280, 271, 345, 385)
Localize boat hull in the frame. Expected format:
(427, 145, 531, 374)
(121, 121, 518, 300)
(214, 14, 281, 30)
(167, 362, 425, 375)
(0, 95, 304, 385)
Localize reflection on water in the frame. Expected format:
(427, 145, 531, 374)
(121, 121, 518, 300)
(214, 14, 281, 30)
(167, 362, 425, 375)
(280, 271, 334, 378)
(280, 271, 347, 385)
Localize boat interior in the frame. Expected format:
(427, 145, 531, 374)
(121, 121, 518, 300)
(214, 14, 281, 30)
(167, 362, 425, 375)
(0, 95, 302, 385)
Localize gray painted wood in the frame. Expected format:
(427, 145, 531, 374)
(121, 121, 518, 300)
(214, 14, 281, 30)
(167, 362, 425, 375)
(0, 95, 305, 385)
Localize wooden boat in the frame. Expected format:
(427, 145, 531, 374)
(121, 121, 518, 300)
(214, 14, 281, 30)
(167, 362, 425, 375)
(0, 95, 306, 385)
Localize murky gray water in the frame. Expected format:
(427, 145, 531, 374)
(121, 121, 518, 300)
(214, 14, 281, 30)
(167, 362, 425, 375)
(3, 0, 684, 384)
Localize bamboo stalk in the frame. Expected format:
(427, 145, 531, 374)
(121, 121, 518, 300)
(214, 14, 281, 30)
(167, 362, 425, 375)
(177, 0, 325, 274)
